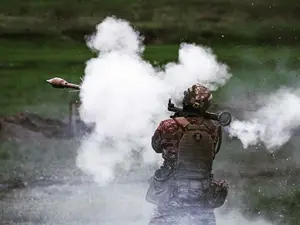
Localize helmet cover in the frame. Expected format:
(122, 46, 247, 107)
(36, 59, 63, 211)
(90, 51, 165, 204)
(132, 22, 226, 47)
(182, 84, 212, 111)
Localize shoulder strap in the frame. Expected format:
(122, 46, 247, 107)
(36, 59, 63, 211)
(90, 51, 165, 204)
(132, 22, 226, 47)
(173, 117, 202, 131)
(173, 117, 190, 129)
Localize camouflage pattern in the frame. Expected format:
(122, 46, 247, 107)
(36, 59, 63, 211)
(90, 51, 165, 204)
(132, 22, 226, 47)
(182, 84, 212, 111)
(147, 176, 228, 225)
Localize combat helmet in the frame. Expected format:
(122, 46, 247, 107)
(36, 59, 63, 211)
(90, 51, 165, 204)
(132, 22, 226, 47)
(182, 84, 212, 113)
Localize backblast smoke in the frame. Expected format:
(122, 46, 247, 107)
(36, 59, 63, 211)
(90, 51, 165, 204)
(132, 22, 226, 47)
(228, 87, 300, 151)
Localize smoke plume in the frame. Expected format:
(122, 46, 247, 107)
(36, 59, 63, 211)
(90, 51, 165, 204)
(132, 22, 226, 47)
(76, 16, 231, 185)
(228, 87, 300, 151)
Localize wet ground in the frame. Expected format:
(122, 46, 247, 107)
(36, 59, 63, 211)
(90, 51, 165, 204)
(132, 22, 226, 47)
(1, 180, 154, 225)
(0, 165, 286, 225)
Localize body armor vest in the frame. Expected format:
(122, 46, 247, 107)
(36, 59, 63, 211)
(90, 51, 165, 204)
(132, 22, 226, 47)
(173, 117, 215, 180)
(145, 117, 221, 206)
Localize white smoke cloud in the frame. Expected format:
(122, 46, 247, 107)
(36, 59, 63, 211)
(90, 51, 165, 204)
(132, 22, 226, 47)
(86, 16, 144, 55)
(228, 87, 300, 151)
(162, 43, 230, 100)
(76, 16, 231, 186)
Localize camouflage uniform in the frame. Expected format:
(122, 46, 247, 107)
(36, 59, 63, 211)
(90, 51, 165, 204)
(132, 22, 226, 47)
(146, 84, 228, 225)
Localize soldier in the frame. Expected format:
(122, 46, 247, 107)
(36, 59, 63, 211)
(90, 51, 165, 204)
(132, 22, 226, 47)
(146, 84, 228, 225)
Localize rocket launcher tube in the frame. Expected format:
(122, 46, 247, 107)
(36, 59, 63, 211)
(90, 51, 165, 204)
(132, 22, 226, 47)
(168, 98, 232, 126)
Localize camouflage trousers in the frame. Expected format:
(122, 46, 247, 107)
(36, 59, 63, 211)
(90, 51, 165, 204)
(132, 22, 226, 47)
(148, 205, 216, 225)
(147, 178, 222, 225)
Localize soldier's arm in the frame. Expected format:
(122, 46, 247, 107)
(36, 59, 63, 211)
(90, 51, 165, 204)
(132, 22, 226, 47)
(151, 129, 163, 153)
(151, 119, 176, 154)
(151, 121, 167, 153)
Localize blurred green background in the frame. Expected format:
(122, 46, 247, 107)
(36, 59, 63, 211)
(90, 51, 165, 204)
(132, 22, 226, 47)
(1, 1, 300, 224)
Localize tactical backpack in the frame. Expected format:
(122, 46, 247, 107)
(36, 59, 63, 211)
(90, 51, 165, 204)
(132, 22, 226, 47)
(173, 117, 215, 179)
